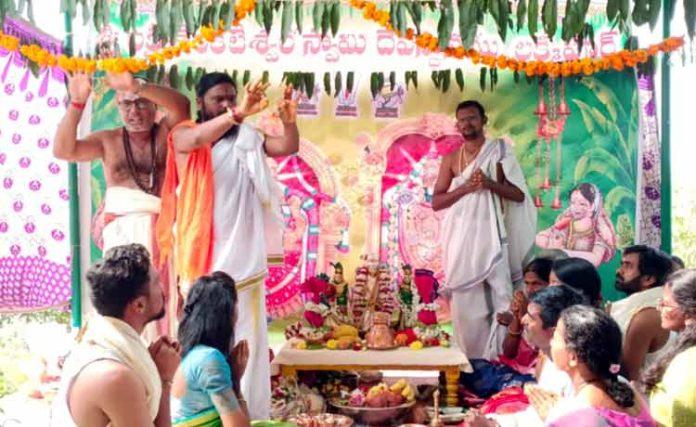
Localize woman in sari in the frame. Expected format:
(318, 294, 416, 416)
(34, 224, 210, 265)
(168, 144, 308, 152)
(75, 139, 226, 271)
(546, 305, 655, 426)
(642, 269, 696, 426)
(171, 272, 250, 427)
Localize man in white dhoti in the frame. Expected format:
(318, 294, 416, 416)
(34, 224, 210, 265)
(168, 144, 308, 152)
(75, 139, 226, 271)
(54, 71, 191, 336)
(433, 100, 537, 360)
(160, 72, 299, 420)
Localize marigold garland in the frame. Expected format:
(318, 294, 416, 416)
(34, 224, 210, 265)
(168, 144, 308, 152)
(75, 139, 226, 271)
(349, 0, 685, 77)
(0, 0, 255, 74)
(0, 0, 685, 79)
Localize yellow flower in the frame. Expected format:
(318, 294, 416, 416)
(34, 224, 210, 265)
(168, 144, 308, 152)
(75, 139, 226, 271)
(409, 341, 424, 350)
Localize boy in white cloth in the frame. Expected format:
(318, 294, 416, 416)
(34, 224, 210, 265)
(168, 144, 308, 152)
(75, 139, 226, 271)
(168, 72, 299, 420)
(433, 100, 537, 359)
(51, 244, 180, 426)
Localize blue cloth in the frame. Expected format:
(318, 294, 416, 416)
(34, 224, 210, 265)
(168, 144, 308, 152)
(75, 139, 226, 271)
(459, 358, 536, 398)
(172, 345, 239, 422)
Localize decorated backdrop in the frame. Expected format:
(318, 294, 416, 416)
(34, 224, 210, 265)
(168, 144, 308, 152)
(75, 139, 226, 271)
(87, 11, 640, 318)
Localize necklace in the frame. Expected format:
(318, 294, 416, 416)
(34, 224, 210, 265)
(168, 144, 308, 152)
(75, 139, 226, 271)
(122, 125, 159, 195)
(458, 143, 483, 173)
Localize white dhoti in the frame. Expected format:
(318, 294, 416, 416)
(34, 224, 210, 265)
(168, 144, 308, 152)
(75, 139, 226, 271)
(442, 139, 536, 360)
(102, 186, 161, 253)
(101, 187, 176, 339)
(210, 124, 283, 420)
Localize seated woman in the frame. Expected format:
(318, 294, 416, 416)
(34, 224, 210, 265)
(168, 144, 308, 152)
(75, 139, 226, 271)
(643, 269, 696, 427)
(171, 272, 250, 427)
(497, 257, 554, 373)
(549, 257, 603, 308)
(545, 305, 656, 426)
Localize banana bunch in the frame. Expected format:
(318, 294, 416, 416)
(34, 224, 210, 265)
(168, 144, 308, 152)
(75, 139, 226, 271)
(367, 383, 389, 399)
(333, 324, 359, 338)
(389, 379, 415, 401)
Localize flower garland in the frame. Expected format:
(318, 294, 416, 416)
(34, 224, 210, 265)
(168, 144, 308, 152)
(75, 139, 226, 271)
(0, 0, 255, 74)
(350, 0, 685, 77)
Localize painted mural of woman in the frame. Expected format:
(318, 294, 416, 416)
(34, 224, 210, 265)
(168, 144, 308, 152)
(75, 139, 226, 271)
(535, 182, 617, 266)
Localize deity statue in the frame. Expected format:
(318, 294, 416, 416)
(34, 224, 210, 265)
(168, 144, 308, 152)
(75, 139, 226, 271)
(330, 262, 350, 323)
(397, 264, 416, 329)
(536, 182, 617, 267)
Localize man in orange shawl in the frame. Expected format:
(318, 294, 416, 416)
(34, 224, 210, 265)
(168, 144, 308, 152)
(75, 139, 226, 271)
(157, 72, 299, 420)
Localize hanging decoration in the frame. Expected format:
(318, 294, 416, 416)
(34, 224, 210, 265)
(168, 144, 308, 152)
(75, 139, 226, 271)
(0, 0, 687, 83)
(534, 76, 571, 210)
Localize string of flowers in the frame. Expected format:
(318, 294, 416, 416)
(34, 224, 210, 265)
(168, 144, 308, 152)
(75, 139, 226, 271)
(0, 0, 255, 74)
(350, 0, 685, 77)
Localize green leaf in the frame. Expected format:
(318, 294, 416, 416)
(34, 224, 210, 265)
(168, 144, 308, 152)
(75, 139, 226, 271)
(129, 32, 136, 57)
(686, 0, 696, 40)
(516, 0, 527, 31)
(347, 71, 354, 93)
(262, 70, 269, 84)
(441, 69, 450, 92)
(405, 0, 422, 34)
(295, 0, 303, 34)
(370, 72, 379, 99)
(120, 0, 133, 32)
(170, 0, 183, 44)
(195, 67, 205, 85)
(197, 0, 207, 28)
(436, 0, 455, 50)
(169, 65, 180, 89)
(404, 71, 411, 90)
(541, 0, 557, 40)
(312, 2, 324, 33)
(323, 72, 331, 95)
(94, 0, 103, 31)
(397, 1, 407, 35)
(455, 68, 464, 91)
(496, 0, 510, 40)
(431, 70, 440, 89)
(390, 1, 398, 32)
(156, 64, 166, 84)
(146, 66, 158, 83)
(606, 0, 618, 21)
(242, 69, 251, 86)
(231, 69, 238, 86)
(389, 71, 396, 91)
(183, 0, 195, 36)
(479, 67, 487, 92)
(304, 73, 315, 99)
(412, 71, 418, 89)
(27, 59, 40, 79)
(604, 186, 635, 217)
(528, 0, 539, 41)
(281, 0, 294, 43)
(458, 0, 477, 49)
(262, 0, 273, 34)
(321, 2, 330, 38)
(185, 66, 194, 90)
(330, 0, 340, 37)
(334, 71, 342, 97)
(220, 0, 234, 29)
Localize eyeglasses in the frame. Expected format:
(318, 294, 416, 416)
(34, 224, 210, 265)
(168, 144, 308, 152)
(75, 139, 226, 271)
(657, 298, 680, 310)
(118, 99, 152, 111)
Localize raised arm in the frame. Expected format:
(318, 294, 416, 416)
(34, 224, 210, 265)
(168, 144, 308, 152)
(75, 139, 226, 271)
(53, 72, 105, 162)
(104, 72, 190, 129)
(172, 80, 270, 153)
(264, 86, 299, 158)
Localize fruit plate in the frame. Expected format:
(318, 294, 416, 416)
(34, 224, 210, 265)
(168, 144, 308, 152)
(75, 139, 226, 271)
(329, 400, 415, 426)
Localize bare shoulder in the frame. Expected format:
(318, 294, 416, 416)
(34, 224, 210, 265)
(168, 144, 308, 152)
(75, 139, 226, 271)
(72, 359, 145, 400)
(627, 306, 662, 334)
